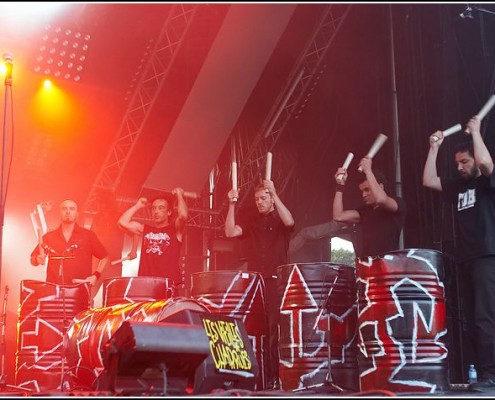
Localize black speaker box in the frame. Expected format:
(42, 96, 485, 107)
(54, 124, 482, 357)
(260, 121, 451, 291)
(99, 321, 210, 395)
(161, 309, 259, 394)
(98, 308, 259, 395)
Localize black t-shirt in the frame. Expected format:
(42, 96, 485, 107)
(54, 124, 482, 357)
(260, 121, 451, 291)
(441, 173, 495, 262)
(239, 210, 294, 278)
(356, 196, 406, 258)
(30, 224, 108, 285)
(138, 224, 182, 283)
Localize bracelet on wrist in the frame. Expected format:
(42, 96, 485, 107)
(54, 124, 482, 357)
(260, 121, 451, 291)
(92, 271, 102, 280)
(336, 183, 345, 192)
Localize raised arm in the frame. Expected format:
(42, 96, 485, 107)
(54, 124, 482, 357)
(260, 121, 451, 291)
(172, 187, 188, 241)
(423, 130, 443, 192)
(117, 197, 146, 235)
(332, 167, 360, 223)
(263, 180, 294, 227)
(466, 115, 494, 176)
(225, 189, 243, 238)
(359, 158, 398, 212)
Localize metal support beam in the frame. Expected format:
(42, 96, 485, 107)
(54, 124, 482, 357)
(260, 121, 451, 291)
(200, 3, 352, 235)
(233, 4, 352, 210)
(84, 4, 199, 214)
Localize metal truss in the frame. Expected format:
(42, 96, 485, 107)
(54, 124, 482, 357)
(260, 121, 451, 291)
(84, 4, 199, 213)
(84, 4, 351, 235)
(108, 204, 224, 231)
(221, 4, 352, 214)
(189, 4, 352, 234)
(113, 190, 224, 231)
(187, 207, 224, 232)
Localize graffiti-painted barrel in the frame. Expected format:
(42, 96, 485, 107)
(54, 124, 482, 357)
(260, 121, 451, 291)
(277, 263, 358, 392)
(356, 249, 448, 393)
(65, 297, 208, 389)
(190, 271, 267, 390)
(102, 276, 173, 307)
(15, 280, 91, 392)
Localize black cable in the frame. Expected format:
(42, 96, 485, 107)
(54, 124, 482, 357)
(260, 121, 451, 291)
(62, 364, 98, 392)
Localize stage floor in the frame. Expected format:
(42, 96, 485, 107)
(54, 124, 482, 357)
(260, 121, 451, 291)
(253, 385, 495, 397)
(0, 384, 493, 397)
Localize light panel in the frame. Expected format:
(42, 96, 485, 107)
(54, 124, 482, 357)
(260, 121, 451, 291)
(33, 23, 91, 82)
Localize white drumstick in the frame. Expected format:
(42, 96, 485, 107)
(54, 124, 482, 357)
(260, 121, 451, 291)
(231, 161, 238, 203)
(358, 134, 388, 172)
(111, 256, 130, 266)
(431, 123, 462, 142)
(366, 133, 388, 159)
(443, 123, 462, 137)
(342, 152, 354, 169)
(165, 190, 198, 199)
(337, 152, 354, 184)
(232, 161, 238, 191)
(183, 191, 198, 199)
(478, 94, 495, 120)
(72, 279, 89, 284)
(265, 152, 272, 180)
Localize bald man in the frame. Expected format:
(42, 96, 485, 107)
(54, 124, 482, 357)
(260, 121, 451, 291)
(30, 199, 109, 286)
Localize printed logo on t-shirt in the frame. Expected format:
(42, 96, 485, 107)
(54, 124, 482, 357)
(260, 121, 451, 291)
(144, 232, 171, 255)
(457, 188, 476, 211)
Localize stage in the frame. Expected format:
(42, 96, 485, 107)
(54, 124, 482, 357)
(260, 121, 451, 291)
(11, 254, 480, 398)
(0, 384, 491, 397)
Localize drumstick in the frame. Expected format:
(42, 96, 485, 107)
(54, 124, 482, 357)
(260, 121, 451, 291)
(231, 161, 238, 203)
(342, 152, 354, 170)
(30, 211, 38, 236)
(358, 134, 388, 172)
(166, 190, 198, 199)
(140, 188, 198, 200)
(366, 133, 388, 159)
(111, 255, 130, 266)
(72, 278, 93, 286)
(431, 123, 462, 142)
(265, 152, 272, 180)
(232, 161, 238, 191)
(36, 203, 48, 234)
(478, 94, 495, 120)
(37, 228, 45, 257)
(336, 152, 354, 184)
(182, 191, 198, 199)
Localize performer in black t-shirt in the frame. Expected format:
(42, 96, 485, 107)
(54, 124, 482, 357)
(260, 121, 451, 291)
(423, 115, 495, 393)
(117, 189, 188, 288)
(30, 199, 109, 286)
(332, 158, 406, 259)
(225, 180, 295, 390)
